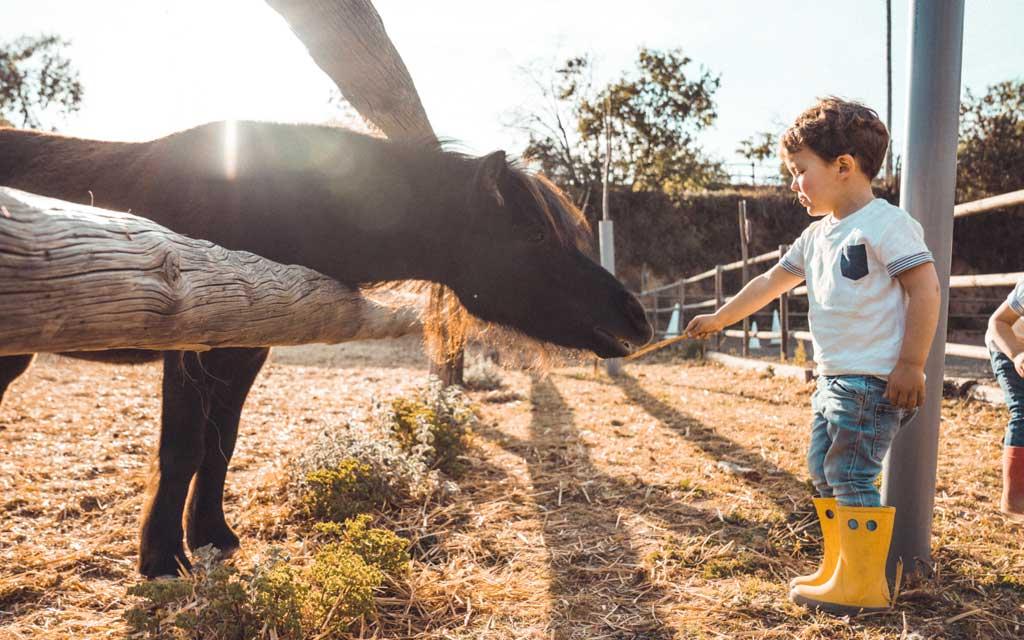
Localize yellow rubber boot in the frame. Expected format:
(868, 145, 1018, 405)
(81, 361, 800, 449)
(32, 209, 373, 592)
(790, 505, 895, 615)
(789, 497, 839, 589)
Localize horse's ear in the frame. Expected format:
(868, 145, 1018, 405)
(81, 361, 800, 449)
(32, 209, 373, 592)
(477, 150, 506, 206)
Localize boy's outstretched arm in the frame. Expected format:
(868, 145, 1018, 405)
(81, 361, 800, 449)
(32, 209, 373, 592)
(988, 301, 1024, 376)
(684, 265, 803, 338)
(889, 262, 941, 409)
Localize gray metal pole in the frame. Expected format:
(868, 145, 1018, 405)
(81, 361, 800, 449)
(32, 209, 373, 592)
(599, 220, 621, 376)
(885, 0, 894, 183)
(600, 93, 622, 376)
(739, 200, 750, 357)
(880, 0, 964, 581)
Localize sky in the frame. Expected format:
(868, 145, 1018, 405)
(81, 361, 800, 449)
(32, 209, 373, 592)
(2, 1, 1022, 178)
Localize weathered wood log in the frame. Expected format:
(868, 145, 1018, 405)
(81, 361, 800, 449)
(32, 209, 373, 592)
(0, 187, 421, 356)
(264, 0, 436, 141)
(265, 0, 467, 386)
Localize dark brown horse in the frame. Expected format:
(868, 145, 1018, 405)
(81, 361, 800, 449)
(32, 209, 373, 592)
(0, 121, 651, 577)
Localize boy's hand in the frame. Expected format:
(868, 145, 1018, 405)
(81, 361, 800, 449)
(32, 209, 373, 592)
(1014, 352, 1024, 378)
(684, 313, 724, 339)
(885, 361, 926, 409)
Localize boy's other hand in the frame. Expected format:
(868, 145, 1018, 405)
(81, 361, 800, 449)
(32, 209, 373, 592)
(1014, 352, 1024, 377)
(684, 313, 724, 339)
(885, 362, 926, 409)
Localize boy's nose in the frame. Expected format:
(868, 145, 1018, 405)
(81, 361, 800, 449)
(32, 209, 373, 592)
(789, 178, 798, 192)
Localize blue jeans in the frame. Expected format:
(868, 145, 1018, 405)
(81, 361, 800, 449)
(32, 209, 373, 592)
(989, 349, 1024, 447)
(808, 375, 916, 506)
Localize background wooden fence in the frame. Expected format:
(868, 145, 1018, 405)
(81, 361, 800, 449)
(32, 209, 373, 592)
(637, 188, 1024, 363)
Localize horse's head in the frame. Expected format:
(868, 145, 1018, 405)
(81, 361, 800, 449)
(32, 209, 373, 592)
(445, 151, 652, 358)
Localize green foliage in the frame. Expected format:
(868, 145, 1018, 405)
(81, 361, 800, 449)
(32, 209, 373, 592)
(124, 547, 282, 639)
(0, 34, 83, 130)
(377, 380, 474, 478)
(331, 514, 410, 576)
(301, 459, 379, 522)
(957, 80, 1024, 203)
(125, 528, 406, 639)
(303, 545, 384, 635)
(517, 48, 726, 203)
(950, 80, 1024, 274)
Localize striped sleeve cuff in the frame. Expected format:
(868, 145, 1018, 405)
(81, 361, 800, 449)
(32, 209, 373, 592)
(779, 258, 805, 278)
(886, 251, 934, 277)
(1010, 297, 1024, 316)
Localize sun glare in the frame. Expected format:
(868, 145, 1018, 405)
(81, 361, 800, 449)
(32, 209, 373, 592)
(224, 119, 238, 180)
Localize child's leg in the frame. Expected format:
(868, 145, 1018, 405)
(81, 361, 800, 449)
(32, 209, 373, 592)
(989, 349, 1024, 519)
(989, 350, 1024, 446)
(807, 379, 833, 497)
(818, 376, 911, 507)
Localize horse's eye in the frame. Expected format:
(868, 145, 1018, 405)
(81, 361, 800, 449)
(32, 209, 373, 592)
(529, 229, 546, 244)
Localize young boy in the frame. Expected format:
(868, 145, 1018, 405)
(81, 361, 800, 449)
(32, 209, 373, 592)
(986, 277, 1024, 520)
(685, 97, 941, 615)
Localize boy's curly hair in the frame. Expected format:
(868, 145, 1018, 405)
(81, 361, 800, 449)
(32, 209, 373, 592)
(781, 97, 890, 179)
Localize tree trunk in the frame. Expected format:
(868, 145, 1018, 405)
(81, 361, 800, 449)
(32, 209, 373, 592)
(0, 187, 420, 356)
(265, 0, 465, 385)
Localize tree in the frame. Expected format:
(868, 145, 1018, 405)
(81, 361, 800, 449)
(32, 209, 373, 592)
(736, 131, 779, 185)
(956, 79, 1024, 203)
(513, 48, 726, 207)
(0, 34, 84, 130)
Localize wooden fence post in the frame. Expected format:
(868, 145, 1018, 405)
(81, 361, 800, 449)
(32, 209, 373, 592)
(738, 200, 750, 356)
(678, 281, 686, 336)
(778, 243, 790, 361)
(652, 290, 661, 338)
(714, 264, 724, 351)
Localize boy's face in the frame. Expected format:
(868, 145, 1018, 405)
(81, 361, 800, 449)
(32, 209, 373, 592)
(784, 148, 843, 217)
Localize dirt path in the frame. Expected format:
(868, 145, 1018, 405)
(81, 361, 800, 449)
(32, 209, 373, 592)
(1, 340, 1022, 638)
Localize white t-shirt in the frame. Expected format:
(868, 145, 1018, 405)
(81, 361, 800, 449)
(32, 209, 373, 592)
(779, 198, 934, 376)
(985, 277, 1024, 353)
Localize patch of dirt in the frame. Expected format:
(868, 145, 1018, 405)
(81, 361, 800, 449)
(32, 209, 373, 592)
(1, 342, 1021, 639)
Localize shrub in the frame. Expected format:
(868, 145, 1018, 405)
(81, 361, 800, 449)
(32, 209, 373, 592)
(125, 546, 300, 640)
(303, 545, 384, 636)
(300, 460, 379, 522)
(463, 357, 505, 391)
(375, 378, 474, 478)
(330, 514, 410, 576)
(291, 420, 439, 516)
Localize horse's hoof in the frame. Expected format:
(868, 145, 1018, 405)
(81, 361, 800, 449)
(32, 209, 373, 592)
(138, 550, 191, 579)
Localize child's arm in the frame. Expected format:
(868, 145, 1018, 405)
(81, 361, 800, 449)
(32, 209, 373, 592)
(988, 301, 1024, 376)
(684, 265, 803, 338)
(888, 262, 941, 408)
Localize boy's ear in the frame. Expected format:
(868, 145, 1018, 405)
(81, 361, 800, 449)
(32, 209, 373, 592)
(836, 153, 857, 177)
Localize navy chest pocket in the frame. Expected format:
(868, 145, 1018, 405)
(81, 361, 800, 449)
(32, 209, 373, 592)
(840, 244, 869, 280)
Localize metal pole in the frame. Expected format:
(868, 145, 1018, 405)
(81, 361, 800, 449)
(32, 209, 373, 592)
(881, 0, 964, 581)
(779, 244, 790, 361)
(599, 220, 621, 376)
(714, 265, 724, 352)
(600, 93, 622, 376)
(739, 200, 750, 357)
(885, 0, 894, 183)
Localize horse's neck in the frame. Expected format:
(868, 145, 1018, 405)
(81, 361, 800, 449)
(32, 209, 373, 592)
(0, 130, 143, 208)
(0, 126, 463, 286)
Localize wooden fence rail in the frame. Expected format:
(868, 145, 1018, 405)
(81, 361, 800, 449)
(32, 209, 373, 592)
(638, 189, 1023, 363)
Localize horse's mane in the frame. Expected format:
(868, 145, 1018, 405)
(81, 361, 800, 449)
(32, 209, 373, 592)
(369, 142, 595, 371)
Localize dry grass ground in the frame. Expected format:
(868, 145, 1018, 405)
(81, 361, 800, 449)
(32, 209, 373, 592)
(1, 338, 1022, 639)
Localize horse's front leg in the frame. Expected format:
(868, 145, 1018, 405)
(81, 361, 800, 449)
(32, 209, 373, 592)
(139, 351, 213, 578)
(0, 354, 34, 406)
(184, 347, 269, 556)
